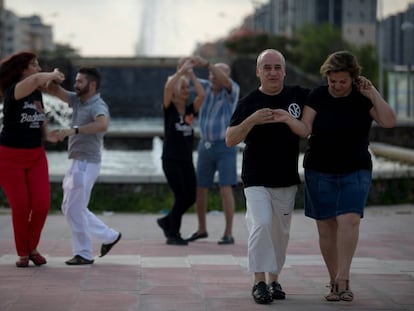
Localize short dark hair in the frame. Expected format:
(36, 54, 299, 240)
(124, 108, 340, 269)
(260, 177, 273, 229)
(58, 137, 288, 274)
(78, 67, 101, 90)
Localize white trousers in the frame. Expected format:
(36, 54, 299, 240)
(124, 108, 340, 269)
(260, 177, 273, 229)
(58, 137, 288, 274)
(61, 159, 118, 260)
(244, 186, 297, 275)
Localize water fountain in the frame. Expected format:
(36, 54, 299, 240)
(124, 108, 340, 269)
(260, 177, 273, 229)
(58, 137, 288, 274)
(1, 95, 413, 184)
(44, 96, 72, 128)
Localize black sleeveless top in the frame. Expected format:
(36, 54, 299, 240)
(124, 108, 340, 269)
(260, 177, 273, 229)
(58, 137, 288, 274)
(0, 84, 45, 148)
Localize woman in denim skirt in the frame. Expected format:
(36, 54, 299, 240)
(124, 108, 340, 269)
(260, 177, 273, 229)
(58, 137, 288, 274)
(273, 51, 397, 302)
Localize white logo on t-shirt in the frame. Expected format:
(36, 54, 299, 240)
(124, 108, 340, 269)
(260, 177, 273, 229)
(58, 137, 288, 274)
(288, 103, 301, 119)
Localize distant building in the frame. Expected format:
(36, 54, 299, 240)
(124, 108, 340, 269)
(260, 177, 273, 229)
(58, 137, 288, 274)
(1, 10, 54, 57)
(248, 0, 377, 47)
(380, 4, 414, 67)
(342, 0, 377, 47)
(379, 4, 414, 120)
(0, 0, 4, 56)
(387, 67, 413, 120)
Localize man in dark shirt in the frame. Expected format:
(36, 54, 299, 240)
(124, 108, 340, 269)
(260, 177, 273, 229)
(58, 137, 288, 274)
(226, 49, 310, 304)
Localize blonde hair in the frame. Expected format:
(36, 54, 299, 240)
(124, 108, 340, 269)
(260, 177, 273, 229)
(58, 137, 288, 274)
(174, 75, 189, 93)
(171, 75, 189, 102)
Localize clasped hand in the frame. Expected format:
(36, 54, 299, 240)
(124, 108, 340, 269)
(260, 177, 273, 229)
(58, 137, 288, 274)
(253, 108, 291, 124)
(52, 68, 65, 84)
(46, 128, 71, 143)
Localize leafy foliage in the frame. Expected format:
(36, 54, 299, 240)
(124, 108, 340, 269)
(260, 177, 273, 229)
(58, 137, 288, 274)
(351, 44, 379, 87)
(39, 43, 80, 58)
(291, 23, 351, 76)
(224, 23, 380, 88)
(224, 30, 298, 61)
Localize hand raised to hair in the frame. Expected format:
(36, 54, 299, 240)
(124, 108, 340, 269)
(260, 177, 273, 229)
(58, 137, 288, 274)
(356, 76, 378, 98)
(356, 76, 371, 89)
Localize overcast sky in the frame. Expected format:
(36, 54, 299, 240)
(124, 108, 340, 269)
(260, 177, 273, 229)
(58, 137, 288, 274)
(5, 0, 254, 57)
(4, 0, 414, 57)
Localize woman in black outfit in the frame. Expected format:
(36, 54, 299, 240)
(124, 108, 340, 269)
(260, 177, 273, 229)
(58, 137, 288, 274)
(157, 59, 205, 245)
(274, 51, 396, 301)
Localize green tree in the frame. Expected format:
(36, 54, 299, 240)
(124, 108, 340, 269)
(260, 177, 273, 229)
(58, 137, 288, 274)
(292, 23, 350, 76)
(350, 44, 379, 87)
(39, 43, 80, 58)
(224, 30, 298, 61)
(221, 23, 381, 95)
(291, 23, 380, 87)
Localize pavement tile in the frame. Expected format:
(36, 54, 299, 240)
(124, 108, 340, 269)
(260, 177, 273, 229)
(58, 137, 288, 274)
(0, 205, 413, 310)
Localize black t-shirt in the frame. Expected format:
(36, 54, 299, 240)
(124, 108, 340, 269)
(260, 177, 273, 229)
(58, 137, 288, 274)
(303, 85, 374, 174)
(0, 85, 45, 148)
(162, 102, 195, 162)
(229, 86, 309, 188)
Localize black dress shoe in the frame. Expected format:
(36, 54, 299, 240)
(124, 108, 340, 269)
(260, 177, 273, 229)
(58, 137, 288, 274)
(166, 235, 188, 246)
(218, 236, 234, 245)
(186, 231, 208, 242)
(268, 281, 286, 300)
(252, 281, 273, 304)
(65, 255, 94, 265)
(99, 232, 122, 257)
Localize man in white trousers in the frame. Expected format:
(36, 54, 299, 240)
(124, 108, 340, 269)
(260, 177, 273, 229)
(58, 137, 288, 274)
(47, 67, 121, 265)
(226, 49, 310, 304)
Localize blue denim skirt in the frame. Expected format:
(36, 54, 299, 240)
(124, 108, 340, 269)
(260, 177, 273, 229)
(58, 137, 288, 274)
(304, 169, 372, 220)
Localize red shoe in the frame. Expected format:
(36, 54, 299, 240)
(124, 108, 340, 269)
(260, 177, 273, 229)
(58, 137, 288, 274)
(29, 252, 47, 266)
(16, 256, 29, 268)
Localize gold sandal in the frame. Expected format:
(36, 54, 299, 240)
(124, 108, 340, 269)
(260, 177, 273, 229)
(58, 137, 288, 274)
(324, 282, 340, 301)
(337, 279, 354, 302)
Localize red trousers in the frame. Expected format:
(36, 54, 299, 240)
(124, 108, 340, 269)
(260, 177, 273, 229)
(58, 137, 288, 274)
(0, 146, 50, 256)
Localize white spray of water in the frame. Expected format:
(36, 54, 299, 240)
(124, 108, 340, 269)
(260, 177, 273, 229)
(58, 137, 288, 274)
(151, 136, 164, 174)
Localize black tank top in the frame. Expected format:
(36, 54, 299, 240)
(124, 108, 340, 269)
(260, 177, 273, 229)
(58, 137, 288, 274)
(0, 85, 45, 148)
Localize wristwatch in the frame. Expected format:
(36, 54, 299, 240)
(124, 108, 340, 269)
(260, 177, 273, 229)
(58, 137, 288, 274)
(73, 126, 79, 134)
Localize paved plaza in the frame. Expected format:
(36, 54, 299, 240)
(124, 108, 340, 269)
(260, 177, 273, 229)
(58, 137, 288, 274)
(0, 204, 413, 311)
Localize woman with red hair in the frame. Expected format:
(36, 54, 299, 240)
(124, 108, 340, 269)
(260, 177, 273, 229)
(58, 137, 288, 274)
(0, 51, 64, 267)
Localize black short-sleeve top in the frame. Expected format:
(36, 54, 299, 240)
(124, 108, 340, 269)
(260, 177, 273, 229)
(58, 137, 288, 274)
(162, 102, 195, 162)
(229, 86, 309, 188)
(303, 85, 374, 174)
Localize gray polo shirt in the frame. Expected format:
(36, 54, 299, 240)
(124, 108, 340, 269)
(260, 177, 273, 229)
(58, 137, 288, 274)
(67, 92, 109, 163)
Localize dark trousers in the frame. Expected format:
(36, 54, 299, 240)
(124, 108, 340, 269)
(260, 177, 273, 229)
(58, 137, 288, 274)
(162, 159, 196, 236)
